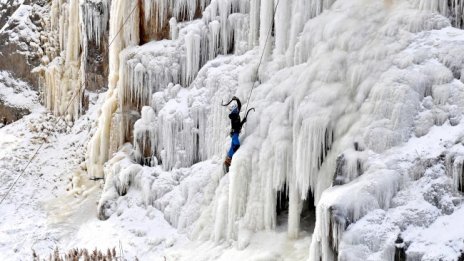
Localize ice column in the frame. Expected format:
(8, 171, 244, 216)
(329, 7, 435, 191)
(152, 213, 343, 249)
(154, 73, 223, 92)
(259, 0, 274, 61)
(169, 17, 178, 40)
(418, 0, 449, 15)
(134, 106, 158, 166)
(208, 20, 221, 60)
(274, 0, 290, 55)
(87, 0, 140, 178)
(452, 156, 464, 192)
(248, 0, 260, 47)
(185, 31, 202, 85)
(42, 0, 83, 121)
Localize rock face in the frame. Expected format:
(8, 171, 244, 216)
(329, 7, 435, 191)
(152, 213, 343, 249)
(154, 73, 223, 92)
(0, 0, 18, 27)
(0, 103, 29, 125)
(0, 1, 46, 124)
(0, 70, 37, 125)
(394, 235, 407, 261)
(0, 0, 47, 90)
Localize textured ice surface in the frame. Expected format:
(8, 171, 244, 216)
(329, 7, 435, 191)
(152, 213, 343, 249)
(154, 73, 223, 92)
(92, 0, 464, 260)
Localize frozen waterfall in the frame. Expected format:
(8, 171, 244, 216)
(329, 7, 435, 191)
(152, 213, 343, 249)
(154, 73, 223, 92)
(36, 0, 464, 260)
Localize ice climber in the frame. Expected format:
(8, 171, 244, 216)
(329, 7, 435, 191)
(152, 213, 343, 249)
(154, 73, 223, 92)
(222, 96, 255, 173)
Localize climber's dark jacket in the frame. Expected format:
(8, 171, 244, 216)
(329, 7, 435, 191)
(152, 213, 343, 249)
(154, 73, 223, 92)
(229, 109, 245, 135)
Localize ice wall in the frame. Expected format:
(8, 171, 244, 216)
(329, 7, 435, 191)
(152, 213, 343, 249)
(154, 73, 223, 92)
(82, 0, 464, 259)
(92, 0, 347, 244)
(124, 0, 464, 257)
(303, 2, 464, 260)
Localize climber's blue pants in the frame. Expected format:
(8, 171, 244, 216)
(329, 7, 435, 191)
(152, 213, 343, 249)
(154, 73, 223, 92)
(227, 133, 240, 158)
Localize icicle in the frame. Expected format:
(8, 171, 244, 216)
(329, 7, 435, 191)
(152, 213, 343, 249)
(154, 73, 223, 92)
(134, 106, 158, 166)
(229, 13, 250, 55)
(292, 115, 333, 199)
(452, 156, 464, 192)
(286, 0, 336, 65)
(80, 0, 110, 47)
(185, 32, 201, 85)
(259, 0, 273, 61)
(288, 183, 303, 239)
(170, 17, 178, 40)
(418, 0, 449, 15)
(274, 0, 290, 55)
(219, 0, 232, 54)
(248, 0, 260, 47)
(208, 20, 221, 60)
(143, 0, 212, 32)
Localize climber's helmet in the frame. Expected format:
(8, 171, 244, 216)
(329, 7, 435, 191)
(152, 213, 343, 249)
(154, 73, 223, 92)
(229, 103, 239, 114)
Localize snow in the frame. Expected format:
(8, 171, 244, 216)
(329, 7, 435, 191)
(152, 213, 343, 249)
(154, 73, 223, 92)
(326, 121, 464, 260)
(0, 93, 185, 260)
(405, 205, 464, 260)
(1, 3, 32, 35)
(0, 71, 38, 110)
(0, 108, 88, 260)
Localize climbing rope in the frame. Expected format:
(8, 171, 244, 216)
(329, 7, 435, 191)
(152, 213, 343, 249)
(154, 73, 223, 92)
(244, 0, 281, 113)
(0, 2, 139, 205)
(66, 2, 139, 114)
(108, 3, 138, 47)
(0, 143, 44, 205)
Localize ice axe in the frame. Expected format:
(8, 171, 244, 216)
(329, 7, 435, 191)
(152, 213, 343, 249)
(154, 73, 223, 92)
(221, 96, 242, 112)
(243, 108, 255, 122)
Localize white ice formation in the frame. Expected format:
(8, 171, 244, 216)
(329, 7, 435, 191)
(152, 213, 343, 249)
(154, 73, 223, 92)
(36, 0, 111, 121)
(39, 0, 464, 260)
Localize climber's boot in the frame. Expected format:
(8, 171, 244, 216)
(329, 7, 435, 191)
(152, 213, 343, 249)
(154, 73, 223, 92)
(223, 156, 232, 174)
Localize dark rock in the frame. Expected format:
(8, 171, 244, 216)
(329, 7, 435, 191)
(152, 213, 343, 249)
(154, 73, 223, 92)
(137, 0, 204, 44)
(458, 250, 464, 261)
(0, 41, 41, 89)
(0, 102, 30, 125)
(333, 153, 364, 186)
(81, 0, 110, 92)
(333, 154, 347, 186)
(327, 206, 349, 260)
(394, 235, 407, 261)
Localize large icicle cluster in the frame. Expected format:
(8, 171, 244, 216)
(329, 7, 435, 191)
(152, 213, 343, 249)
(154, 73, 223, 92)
(417, 0, 464, 28)
(41, 0, 83, 121)
(38, 0, 111, 121)
(80, 0, 110, 48)
(143, 0, 212, 30)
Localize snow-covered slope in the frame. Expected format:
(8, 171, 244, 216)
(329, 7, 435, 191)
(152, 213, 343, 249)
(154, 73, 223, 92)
(1, 0, 464, 260)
